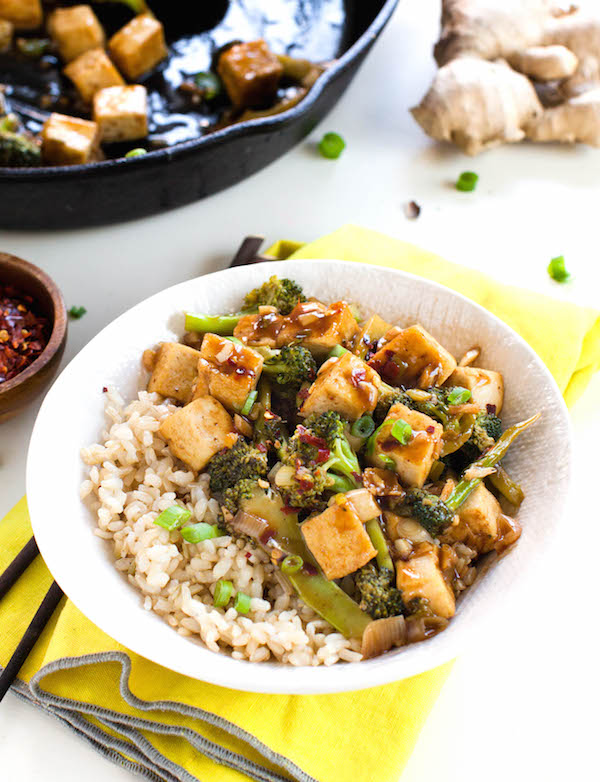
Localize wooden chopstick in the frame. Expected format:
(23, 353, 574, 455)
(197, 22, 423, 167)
(0, 235, 274, 705)
(0, 581, 63, 703)
(0, 536, 39, 602)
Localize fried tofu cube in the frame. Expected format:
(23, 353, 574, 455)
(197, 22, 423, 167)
(47, 5, 105, 63)
(446, 366, 504, 413)
(64, 48, 125, 105)
(217, 39, 283, 109)
(368, 324, 457, 388)
(199, 333, 263, 412)
(442, 483, 503, 554)
(108, 13, 167, 81)
(301, 504, 376, 580)
(159, 396, 237, 472)
(147, 342, 200, 403)
(41, 113, 99, 166)
(300, 351, 380, 421)
(233, 311, 283, 348)
(93, 85, 148, 142)
(0, 0, 41, 30)
(366, 402, 443, 488)
(278, 301, 359, 358)
(396, 542, 455, 618)
(352, 314, 392, 358)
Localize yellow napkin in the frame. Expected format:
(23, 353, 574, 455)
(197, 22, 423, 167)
(1, 225, 599, 782)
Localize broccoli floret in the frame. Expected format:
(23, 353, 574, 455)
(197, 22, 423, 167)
(243, 275, 305, 315)
(375, 385, 466, 428)
(373, 387, 408, 424)
(403, 488, 455, 537)
(0, 127, 41, 167)
(354, 562, 405, 620)
(449, 411, 503, 471)
(277, 412, 360, 509)
(208, 439, 268, 494)
(262, 345, 317, 387)
(221, 478, 257, 514)
(404, 597, 434, 618)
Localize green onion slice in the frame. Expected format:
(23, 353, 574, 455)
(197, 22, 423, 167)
(328, 345, 348, 359)
(351, 415, 375, 439)
(240, 390, 258, 416)
(319, 132, 346, 159)
(125, 148, 147, 158)
(233, 592, 251, 614)
(154, 505, 191, 531)
(547, 255, 571, 283)
(181, 522, 220, 543)
(281, 555, 303, 575)
(391, 419, 412, 445)
(456, 171, 478, 192)
(194, 71, 222, 100)
(447, 387, 472, 405)
(213, 579, 233, 608)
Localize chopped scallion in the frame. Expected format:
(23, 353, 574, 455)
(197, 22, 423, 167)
(240, 390, 258, 416)
(456, 171, 478, 192)
(547, 255, 571, 283)
(391, 419, 412, 445)
(193, 71, 222, 100)
(447, 387, 472, 405)
(68, 306, 87, 319)
(318, 132, 346, 159)
(281, 555, 303, 575)
(125, 148, 147, 158)
(154, 505, 191, 531)
(351, 415, 375, 439)
(214, 579, 233, 608)
(328, 345, 348, 359)
(233, 592, 251, 614)
(181, 522, 220, 543)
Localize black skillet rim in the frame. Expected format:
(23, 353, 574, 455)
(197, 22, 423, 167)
(0, 0, 399, 182)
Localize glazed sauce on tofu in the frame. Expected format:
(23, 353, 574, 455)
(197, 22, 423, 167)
(212, 343, 257, 379)
(369, 348, 443, 387)
(237, 300, 352, 346)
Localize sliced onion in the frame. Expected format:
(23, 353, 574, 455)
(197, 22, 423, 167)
(274, 464, 295, 487)
(234, 414, 253, 438)
(232, 510, 271, 540)
(463, 464, 496, 481)
(361, 615, 407, 659)
(344, 489, 381, 522)
(458, 346, 481, 367)
(406, 615, 449, 644)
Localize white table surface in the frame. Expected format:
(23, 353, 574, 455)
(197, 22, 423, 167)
(1, 1, 599, 779)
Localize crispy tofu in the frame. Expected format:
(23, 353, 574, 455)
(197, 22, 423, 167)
(0, 0, 42, 30)
(0, 18, 12, 51)
(108, 13, 167, 81)
(93, 84, 148, 142)
(199, 333, 263, 412)
(442, 483, 502, 554)
(278, 301, 359, 358)
(217, 40, 283, 109)
(396, 542, 455, 618)
(147, 342, 200, 403)
(41, 113, 100, 166)
(64, 48, 125, 105)
(233, 311, 283, 348)
(300, 351, 380, 420)
(446, 366, 504, 413)
(352, 314, 392, 358)
(159, 396, 237, 472)
(366, 402, 443, 488)
(368, 324, 457, 388)
(47, 5, 105, 63)
(301, 503, 376, 580)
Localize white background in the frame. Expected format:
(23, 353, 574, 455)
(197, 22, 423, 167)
(1, 0, 599, 779)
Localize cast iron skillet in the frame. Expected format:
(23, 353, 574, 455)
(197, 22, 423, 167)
(0, 0, 398, 231)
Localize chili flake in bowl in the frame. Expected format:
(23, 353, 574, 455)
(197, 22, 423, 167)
(0, 254, 67, 423)
(0, 285, 50, 383)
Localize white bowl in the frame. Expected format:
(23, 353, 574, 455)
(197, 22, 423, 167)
(26, 260, 571, 694)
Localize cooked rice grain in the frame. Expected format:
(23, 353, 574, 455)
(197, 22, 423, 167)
(81, 389, 362, 665)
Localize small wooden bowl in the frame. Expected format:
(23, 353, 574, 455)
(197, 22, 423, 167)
(0, 253, 67, 423)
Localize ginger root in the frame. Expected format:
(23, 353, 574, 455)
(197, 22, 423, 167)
(413, 0, 600, 154)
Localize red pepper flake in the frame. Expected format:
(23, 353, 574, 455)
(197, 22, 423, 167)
(302, 563, 318, 576)
(298, 387, 310, 401)
(349, 368, 366, 388)
(102, 386, 108, 393)
(316, 447, 330, 463)
(426, 425, 435, 434)
(281, 505, 300, 515)
(256, 442, 268, 453)
(245, 552, 252, 560)
(259, 527, 275, 545)
(0, 285, 49, 383)
(297, 425, 328, 450)
(486, 404, 497, 414)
